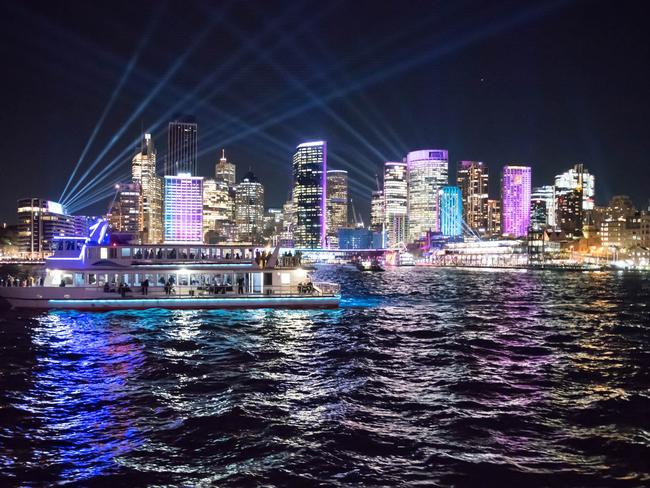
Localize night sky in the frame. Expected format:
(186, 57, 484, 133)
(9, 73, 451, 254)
(0, 0, 648, 222)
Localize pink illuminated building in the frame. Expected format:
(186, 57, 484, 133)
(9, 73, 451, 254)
(501, 166, 531, 237)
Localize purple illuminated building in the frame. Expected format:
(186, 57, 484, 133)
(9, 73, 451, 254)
(164, 174, 203, 243)
(501, 166, 532, 237)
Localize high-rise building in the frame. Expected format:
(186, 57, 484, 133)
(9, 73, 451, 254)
(164, 174, 203, 243)
(531, 185, 556, 229)
(557, 187, 583, 238)
(384, 162, 408, 246)
(166, 116, 198, 176)
(108, 183, 143, 239)
(202, 178, 234, 241)
(501, 166, 532, 238)
(326, 169, 348, 248)
(279, 198, 295, 247)
(215, 149, 236, 187)
(132, 133, 163, 243)
(235, 171, 265, 243)
(457, 161, 488, 234)
(487, 199, 501, 237)
(439, 186, 463, 237)
(555, 164, 595, 210)
(292, 141, 326, 248)
(370, 190, 385, 231)
(406, 149, 448, 242)
(16, 199, 75, 258)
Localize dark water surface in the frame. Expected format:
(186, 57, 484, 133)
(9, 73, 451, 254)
(1, 267, 649, 486)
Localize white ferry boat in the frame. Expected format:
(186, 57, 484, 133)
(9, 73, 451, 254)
(0, 221, 340, 311)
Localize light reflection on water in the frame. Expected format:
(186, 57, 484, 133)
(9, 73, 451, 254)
(0, 267, 649, 485)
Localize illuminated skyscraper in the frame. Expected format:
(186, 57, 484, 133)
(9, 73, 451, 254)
(383, 162, 408, 246)
(501, 165, 532, 237)
(555, 164, 595, 210)
(203, 178, 234, 241)
(530, 185, 556, 229)
(292, 141, 326, 248)
(406, 149, 448, 241)
(164, 174, 203, 243)
(235, 171, 265, 243)
(215, 148, 236, 187)
(457, 161, 488, 234)
(326, 169, 348, 247)
(439, 186, 463, 237)
(132, 133, 163, 243)
(165, 116, 198, 176)
(487, 199, 501, 236)
(16, 199, 75, 258)
(370, 190, 385, 231)
(109, 183, 143, 239)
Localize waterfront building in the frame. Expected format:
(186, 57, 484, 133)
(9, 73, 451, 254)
(235, 171, 265, 244)
(487, 199, 501, 237)
(215, 149, 236, 187)
(406, 149, 448, 242)
(439, 186, 463, 238)
(326, 169, 348, 247)
(292, 141, 326, 248)
(165, 116, 198, 176)
(457, 161, 488, 235)
(530, 185, 556, 229)
(555, 164, 595, 210)
(202, 178, 234, 242)
(370, 190, 385, 232)
(557, 186, 583, 238)
(164, 174, 203, 243)
(132, 133, 163, 243)
(501, 166, 531, 238)
(384, 162, 408, 246)
(108, 183, 143, 240)
(16, 199, 75, 258)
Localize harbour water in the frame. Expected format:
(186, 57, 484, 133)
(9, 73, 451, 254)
(1, 267, 649, 485)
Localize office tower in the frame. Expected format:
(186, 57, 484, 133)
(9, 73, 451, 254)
(530, 185, 556, 229)
(235, 171, 265, 243)
(501, 166, 532, 237)
(555, 164, 595, 210)
(108, 183, 143, 239)
(457, 161, 488, 234)
(163, 174, 203, 243)
(203, 178, 234, 241)
(406, 149, 448, 241)
(132, 133, 163, 243)
(370, 190, 385, 231)
(166, 115, 198, 176)
(556, 186, 583, 238)
(292, 141, 326, 248)
(215, 148, 236, 187)
(439, 186, 463, 237)
(487, 199, 501, 237)
(326, 170, 348, 247)
(16, 199, 75, 258)
(280, 198, 295, 246)
(384, 162, 408, 246)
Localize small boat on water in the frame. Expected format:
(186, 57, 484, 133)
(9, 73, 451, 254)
(355, 259, 385, 272)
(0, 220, 340, 311)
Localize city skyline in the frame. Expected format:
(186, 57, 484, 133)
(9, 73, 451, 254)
(0, 1, 648, 223)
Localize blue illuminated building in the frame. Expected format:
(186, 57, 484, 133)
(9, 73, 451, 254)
(338, 228, 372, 249)
(439, 186, 463, 237)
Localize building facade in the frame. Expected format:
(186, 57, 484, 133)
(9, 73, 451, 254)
(555, 164, 595, 210)
(501, 165, 531, 237)
(326, 169, 348, 247)
(384, 162, 408, 246)
(108, 182, 143, 239)
(202, 178, 234, 242)
(487, 199, 501, 237)
(530, 185, 556, 229)
(439, 186, 463, 237)
(292, 141, 326, 248)
(457, 161, 488, 235)
(163, 174, 203, 243)
(235, 171, 265, 244)
(406, 149, 448, 242)
(166, 116, 198, 176)
(132, 133, 163, 243)
(16, 199, 75, 258)
(370, 190, 385, 232)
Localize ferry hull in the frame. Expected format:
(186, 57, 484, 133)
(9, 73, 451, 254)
(2, 295, 340, 311)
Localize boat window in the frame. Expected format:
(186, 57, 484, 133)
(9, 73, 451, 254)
(88, 274, 96, 285)
(109, 248, 118, 259)
(121, 248, 131, 257)
(264, 273, 272, 286)
(100, 247, 108, 259)
(280, 273, 291, 285)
